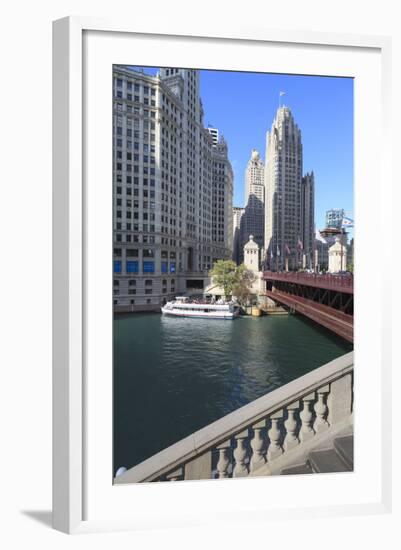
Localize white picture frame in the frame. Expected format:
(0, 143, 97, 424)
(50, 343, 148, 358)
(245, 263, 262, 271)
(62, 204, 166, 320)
(52, 16, 392, 534)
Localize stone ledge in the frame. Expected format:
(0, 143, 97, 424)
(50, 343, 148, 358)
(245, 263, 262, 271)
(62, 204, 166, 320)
(114, 352, 353, 484)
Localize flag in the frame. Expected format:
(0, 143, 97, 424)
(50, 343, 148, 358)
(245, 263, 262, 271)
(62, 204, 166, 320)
(277, 245, 280, 257)
(285, 244, 291, 255)
(297, 238, 303, 250)
(342, 216, 354, 228)
(279, 91, 286, 96)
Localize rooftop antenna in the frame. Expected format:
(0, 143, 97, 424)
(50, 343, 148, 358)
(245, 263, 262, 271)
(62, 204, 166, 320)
(279, 91, 286, 109)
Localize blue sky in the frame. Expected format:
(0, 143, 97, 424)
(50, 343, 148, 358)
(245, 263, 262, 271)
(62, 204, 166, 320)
(131, 67, 353, 232)
(200, 70, 353, 232)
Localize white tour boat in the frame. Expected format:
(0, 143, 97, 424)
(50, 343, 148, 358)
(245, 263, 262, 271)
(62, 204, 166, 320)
(161, 296, 240, 319)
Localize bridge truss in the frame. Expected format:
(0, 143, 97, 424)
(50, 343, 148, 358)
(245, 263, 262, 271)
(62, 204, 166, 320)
(262, 272, 354, 343)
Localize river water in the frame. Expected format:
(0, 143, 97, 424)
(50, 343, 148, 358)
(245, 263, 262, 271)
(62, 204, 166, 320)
(113, 313, 352, 471)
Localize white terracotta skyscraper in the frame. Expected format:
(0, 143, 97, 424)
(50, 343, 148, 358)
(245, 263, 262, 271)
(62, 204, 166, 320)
(112, 66, 233, 311)
(245, 149, 265, 203)
(239, 149, 265, 264)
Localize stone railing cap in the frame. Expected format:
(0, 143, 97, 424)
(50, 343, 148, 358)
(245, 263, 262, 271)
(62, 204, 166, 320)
(115, 351, 353, 484)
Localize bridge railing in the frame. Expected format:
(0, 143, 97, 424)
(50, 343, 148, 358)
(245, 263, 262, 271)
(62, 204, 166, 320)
(114, 352, 354, 484)
(263, 271, 354, 291)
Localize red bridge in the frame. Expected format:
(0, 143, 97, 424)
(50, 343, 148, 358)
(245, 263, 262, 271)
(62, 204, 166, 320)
(262, 271, 354, 343)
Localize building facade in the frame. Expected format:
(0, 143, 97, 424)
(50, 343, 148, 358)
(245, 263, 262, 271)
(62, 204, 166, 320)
(243, 235, 263, 296)
(240, 149, 265, 262)
(210, 134, 234, 264)
(243, 234, 260, 273)
(301, 171, 315, 269)
(232, 206, 245, 264)
(328, 238, 347, 273)
(315, 227, 349, 272)
(112, 66, 232, 311)
(206, 127, 219, 146)
(264, 106, 303, 271)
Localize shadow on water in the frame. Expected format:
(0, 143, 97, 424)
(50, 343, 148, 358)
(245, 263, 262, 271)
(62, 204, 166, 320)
(113, 312, 352, 471)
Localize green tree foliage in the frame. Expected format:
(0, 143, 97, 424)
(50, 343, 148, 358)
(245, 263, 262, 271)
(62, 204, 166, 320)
(209, 260, 255, 302)
(232, 268, 256, 306)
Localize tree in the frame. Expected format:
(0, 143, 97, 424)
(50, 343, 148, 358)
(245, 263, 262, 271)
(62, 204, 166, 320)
(232, 267, 256, 306)
(209, 260, 255, 302)
(209, 260, 238, 298)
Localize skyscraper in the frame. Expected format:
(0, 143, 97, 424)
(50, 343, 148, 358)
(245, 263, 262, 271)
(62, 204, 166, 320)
(112, 66, 233, 311)
(240, 150, 265, 260)
(210, 134, 234, 263)
(232, 206, 245, 264)
(245, 149, 265, 201)
(264, 106, 303, 271)
(301, 172, 315, 269)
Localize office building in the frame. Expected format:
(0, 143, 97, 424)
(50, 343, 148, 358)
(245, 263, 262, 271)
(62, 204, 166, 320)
(241, 150, 265, 261)
(232, 206, 245, 264)
(264, 106, 303, 271)
(112, 66, 233, 311)
(210, 134, 234, 263)
(301, 172, 315, 269)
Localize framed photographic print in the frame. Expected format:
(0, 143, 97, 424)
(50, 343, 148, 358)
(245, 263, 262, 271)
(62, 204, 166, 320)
(53, 17, 392, 534)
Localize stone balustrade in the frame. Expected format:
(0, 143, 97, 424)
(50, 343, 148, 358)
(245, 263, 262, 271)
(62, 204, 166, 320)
(114, 352, 353, 484)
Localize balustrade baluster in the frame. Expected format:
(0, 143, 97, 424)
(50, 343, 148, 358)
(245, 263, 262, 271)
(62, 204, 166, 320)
(250, 420, 267, 472)
(216, 439, 232, 478)
(299, 393, 315, 442)
(233, 429, 249, 477)
(267, 411, 284, 461)
(284, 401, 300, 451)
(314, 385, 330, 433)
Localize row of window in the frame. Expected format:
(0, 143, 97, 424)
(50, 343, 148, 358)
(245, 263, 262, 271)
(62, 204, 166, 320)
(114, 298, 154, 305)
(115, 78, 156, 96)
(114, 249, 178, 260)
(114, 278, 176, 286)
(113, 260, 176, 274)
(115, 163, 156, 175)
(116, 127, 156, 141)
(115, 178, 156, 187)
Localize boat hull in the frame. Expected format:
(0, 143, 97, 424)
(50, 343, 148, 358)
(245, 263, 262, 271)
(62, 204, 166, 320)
(161, 307, 239, 319)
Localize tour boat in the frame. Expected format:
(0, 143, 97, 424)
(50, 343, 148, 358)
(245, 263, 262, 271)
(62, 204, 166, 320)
(161, 296, 240, 319)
